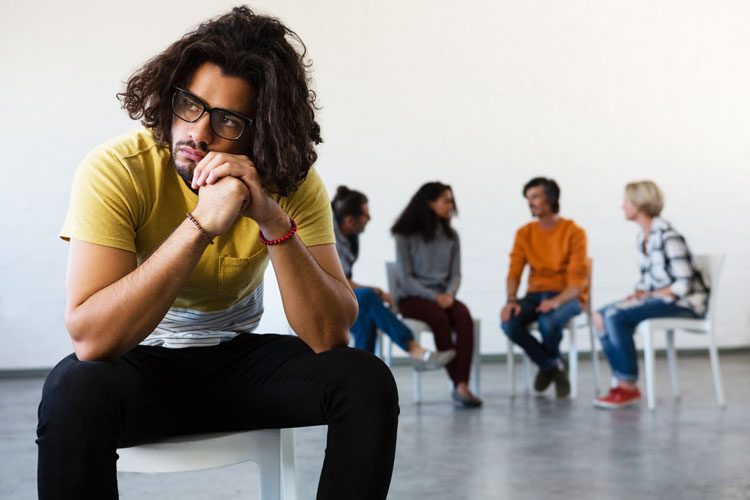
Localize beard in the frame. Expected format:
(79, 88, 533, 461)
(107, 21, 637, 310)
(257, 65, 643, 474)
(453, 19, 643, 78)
(170, 139, 207, 187)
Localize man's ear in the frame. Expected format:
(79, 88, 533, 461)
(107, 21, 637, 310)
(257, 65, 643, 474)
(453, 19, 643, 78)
(341, 215, 355, 229)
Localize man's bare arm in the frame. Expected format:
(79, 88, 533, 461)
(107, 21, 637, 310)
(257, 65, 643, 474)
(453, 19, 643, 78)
(64, 177, 249, 361)
(265, 231, 356, 353)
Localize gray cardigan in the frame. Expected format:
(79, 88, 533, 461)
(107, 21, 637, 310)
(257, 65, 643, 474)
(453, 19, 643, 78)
(394, 225, 461, 301)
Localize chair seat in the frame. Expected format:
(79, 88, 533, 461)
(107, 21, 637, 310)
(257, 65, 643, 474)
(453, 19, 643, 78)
(402, 318, 432, 336)
(118, 429, 284, 473)
(641, 317, 709, 333)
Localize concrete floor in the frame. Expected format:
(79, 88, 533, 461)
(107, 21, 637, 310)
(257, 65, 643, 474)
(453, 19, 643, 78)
(1, 353, 749, 499)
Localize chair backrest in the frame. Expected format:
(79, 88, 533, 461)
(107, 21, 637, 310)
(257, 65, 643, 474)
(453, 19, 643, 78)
(583, 257, 593, 314)
(692, 254, 724, 321)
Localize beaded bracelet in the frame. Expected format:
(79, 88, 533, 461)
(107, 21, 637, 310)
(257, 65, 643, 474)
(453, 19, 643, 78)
(185, 212, 214, 245)
(259, 218, 297, 246)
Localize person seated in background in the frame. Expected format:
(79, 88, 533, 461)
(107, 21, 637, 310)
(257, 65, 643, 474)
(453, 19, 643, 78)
(391, 182, 482, 408)
(500, 177, 589, 399)
(593, 181, 708, 409)
(332, 186, 455, 369)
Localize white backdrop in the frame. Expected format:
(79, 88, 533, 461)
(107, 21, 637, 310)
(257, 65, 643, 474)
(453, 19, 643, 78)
(1, 0, 749, 369)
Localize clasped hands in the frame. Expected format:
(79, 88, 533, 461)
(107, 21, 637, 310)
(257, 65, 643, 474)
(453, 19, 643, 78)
(189, 152, 289, 238)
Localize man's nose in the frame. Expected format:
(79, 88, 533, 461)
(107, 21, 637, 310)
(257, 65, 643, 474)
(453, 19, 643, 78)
(189, 113, 214, 145)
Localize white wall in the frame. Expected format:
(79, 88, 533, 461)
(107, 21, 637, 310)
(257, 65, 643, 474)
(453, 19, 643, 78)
(1, 0, 749, 369)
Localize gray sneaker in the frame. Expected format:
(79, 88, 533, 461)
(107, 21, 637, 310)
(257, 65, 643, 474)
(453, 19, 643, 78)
(414, 349, 456, 371)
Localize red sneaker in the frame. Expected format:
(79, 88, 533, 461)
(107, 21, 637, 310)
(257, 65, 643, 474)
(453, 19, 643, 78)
(593, 387, 641, 409)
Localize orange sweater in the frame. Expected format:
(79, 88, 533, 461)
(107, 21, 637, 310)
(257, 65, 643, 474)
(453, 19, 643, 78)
(507, 218, 589, 304)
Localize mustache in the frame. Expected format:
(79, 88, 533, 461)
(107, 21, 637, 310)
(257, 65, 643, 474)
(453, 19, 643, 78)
(174, 140, 208, 152)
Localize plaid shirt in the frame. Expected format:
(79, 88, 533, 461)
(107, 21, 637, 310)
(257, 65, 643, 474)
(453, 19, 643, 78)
(635, 217, 709, 316)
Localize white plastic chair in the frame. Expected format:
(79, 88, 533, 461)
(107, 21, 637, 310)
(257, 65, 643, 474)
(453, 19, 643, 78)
(636, 254, 726, 410)
(380, 262, 481, 403)
(117, 428, 298, 500)
(505, 259, 602, 399)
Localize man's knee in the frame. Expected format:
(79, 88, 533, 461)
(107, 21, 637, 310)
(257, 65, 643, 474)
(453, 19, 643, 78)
(319, 348, 399, 415)
(502, 318, 523, 341)
(355, 287, 380, 308)
(39, 355, 124, 429)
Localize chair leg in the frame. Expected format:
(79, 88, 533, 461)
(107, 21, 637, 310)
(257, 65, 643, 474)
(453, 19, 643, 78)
(707, 328, 726, 407)
(413, 330, 422, 403)
(589, 318, 602, 396)
(256, 430, 283, 500)
(383, 333, 393, 368)
(568, 322, 578, 399)
(470, 319, 481, 396)
(665, 329, 680, 399)
(412, 367, 422, 404)
(522, 354, 532, 394)
(507, 340, 516, 397)
(280, 429, 297, 500)
(642, 324, 656, 410)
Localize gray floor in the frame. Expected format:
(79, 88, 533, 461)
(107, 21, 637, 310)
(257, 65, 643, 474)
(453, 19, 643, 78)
(2, 353, 749, 500)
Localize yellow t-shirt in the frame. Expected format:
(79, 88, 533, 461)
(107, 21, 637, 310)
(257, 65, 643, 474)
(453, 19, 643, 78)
(60, 129, 334, 344)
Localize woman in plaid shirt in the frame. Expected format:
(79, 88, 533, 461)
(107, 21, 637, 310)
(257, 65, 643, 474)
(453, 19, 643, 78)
(593, 181, 708, 409)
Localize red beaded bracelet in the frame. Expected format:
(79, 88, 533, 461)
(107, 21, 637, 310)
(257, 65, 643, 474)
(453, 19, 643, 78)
(259, 218, 297, 246)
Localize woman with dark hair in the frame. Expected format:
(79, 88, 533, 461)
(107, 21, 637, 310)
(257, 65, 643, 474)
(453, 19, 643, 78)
(391, 182, 481, 407)
(332, 186, 455, 369)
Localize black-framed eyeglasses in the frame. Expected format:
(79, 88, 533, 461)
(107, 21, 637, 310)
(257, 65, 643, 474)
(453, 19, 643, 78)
(171, 87, 254, 141)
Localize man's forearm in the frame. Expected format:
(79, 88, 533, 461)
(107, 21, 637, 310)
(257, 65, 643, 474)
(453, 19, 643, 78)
(66, 219, 209, 361)
(553, 286, 580, 305)
(268, 235, 356, 353)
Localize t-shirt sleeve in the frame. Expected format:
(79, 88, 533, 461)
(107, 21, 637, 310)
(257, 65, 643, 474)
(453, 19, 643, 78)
(59, 147, 140, 253)
(278, 168, 335, 247)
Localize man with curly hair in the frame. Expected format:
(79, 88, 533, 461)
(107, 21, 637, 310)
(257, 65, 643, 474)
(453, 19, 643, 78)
(36, 7, 398, 500)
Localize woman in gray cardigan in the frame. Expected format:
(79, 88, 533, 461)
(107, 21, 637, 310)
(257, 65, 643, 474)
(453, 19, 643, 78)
(391, 182, 481, 408)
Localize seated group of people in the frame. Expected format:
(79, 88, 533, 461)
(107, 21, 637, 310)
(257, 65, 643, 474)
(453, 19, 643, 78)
(36, 8, 710, 498)
(333, 177, 709, 410)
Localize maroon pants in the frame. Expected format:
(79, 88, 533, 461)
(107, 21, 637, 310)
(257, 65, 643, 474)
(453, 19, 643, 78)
(398, 297, 474, 386)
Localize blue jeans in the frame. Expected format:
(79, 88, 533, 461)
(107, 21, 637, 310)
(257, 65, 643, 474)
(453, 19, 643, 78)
(352, 288, 414, 352)
(501, 291, 582, 371)
(598, 297, 698, 382)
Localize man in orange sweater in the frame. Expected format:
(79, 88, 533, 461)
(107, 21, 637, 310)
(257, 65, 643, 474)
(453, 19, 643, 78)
(500, 177, 589, 398)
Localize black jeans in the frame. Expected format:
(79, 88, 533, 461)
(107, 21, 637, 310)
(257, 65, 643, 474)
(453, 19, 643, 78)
(37, 334, 399, 500)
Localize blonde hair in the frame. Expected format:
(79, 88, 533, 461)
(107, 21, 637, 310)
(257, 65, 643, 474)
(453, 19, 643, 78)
(625, 180, 664, 217)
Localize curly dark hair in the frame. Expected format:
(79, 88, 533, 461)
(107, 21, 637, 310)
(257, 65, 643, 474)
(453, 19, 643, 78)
(391, 182, 458, 241)
(331, 186, 368, 224)
(117, 6, 322, 196)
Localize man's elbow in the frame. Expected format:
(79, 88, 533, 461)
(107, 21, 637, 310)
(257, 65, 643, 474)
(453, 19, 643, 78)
(71, 340, 110, 362)
(311, 331, 350, 354)
(65, 313, 119, 362)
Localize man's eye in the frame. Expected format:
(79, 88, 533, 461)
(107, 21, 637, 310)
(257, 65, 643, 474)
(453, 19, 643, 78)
(220, 114, 242, 129)
(184, 98, 201, 111)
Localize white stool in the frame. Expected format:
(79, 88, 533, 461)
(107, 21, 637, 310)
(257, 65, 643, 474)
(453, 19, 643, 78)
(636, 254, 726, 410)
(117, 428, 298, 500)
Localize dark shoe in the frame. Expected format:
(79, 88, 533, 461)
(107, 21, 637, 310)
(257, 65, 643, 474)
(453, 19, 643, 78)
(552, 365, 571, 399)
(451, 389, 483, 409)
(534, 368, 555, 392)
